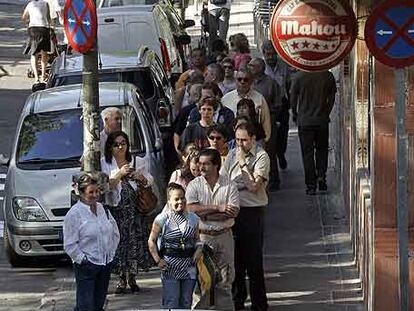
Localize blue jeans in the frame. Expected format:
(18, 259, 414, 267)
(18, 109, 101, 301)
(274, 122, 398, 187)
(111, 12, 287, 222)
(162, 278, 196, 309)
(73, 261, 111, 311)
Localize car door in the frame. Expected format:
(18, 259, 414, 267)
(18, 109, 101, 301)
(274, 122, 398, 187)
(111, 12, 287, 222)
(129, 93, 166, 210)
(97, 10, 126, 52)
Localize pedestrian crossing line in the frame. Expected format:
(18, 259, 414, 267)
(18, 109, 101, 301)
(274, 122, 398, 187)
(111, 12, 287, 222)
(0, 221, 4, 238)
(0, 184, 4, 191)
(0, 174, 6, 179)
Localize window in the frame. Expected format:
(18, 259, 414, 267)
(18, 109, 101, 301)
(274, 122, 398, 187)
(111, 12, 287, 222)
(52, 70, 156, 100)
(16, 110, 83, 169)
(128, 108, 146, 155)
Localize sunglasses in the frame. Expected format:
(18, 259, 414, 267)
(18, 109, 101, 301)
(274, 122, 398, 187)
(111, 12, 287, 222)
(223, 65, 233, 69)
(209, 135, 223, 141)
(113, 141, 127, 148)
(237, 77, 250, 83)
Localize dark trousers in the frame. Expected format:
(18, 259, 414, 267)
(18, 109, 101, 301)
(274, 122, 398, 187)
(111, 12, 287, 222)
(265, 114, 280, 185)
(232, 207, 268, 311)
(208, 8, 230, 49)
(298, 124, 329, 188)
(73, 261, 112, 311)
(275, 104, 290, 159)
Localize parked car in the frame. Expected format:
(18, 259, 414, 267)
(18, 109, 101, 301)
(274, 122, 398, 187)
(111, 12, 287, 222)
(1, 82, 166, 267)
(47, 47, 175, 132)
(96, 0, 194, 84)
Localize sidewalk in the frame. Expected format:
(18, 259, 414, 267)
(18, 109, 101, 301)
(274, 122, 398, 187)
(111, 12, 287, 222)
(39, 130, 363, 311)
(263, 131, 363, 310)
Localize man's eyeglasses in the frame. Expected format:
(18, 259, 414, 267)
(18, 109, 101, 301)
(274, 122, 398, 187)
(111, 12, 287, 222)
(114, 141, 127, 148)
(209, 135, 223, 141)
(237, 77, 250, 83)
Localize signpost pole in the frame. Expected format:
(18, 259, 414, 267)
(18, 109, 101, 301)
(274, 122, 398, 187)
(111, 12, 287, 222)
(395, 68, 409, 311)
(81, 0, 100, 173)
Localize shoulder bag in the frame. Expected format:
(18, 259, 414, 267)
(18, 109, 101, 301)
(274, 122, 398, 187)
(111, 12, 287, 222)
(136, 184, 158, 215)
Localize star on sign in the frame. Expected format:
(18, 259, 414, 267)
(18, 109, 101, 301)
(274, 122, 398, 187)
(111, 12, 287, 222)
(291, 41, 299, 50)
(302, 41, 310, 48)
(324, 44, 329, 50)
(313, 43, 320, 50)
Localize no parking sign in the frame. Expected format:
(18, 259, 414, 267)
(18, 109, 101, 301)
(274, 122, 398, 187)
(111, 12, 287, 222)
(365, 0, 414, 68)
(63, 0, 97, 54)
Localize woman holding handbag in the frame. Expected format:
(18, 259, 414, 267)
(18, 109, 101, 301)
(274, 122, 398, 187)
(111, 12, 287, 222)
(101, 131, 154, 294)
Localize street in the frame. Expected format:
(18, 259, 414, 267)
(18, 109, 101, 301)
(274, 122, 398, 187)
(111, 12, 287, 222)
(0, 2, 63, 310)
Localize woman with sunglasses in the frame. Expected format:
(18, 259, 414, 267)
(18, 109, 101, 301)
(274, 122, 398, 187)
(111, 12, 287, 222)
(101, 131, 154, 294)
(207, 124, 229, 163)
(221, 57, 237, 95)
(169, 143, 201, 190)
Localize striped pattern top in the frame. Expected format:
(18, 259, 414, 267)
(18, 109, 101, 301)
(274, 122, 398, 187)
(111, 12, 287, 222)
(155, 211, 199, 280)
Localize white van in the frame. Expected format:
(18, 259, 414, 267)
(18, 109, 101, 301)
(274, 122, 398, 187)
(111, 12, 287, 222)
(97, 3, 192, 83)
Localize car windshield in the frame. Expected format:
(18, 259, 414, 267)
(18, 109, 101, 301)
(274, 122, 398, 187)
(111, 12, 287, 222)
(101, 0, 158, 7)
(16, 109, 83, 170)
(52, 71, 155, 99)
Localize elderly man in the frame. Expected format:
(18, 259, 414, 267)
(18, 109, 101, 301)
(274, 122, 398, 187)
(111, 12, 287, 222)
(205, 62, 225, 93)
(221, 68, 272, 143)
(248, 57, 283, 191)
(262, 40, 291, 170)
(221, 122, 270, 311)
(100, 107, 122, 152)
(186, 148, 239, 310)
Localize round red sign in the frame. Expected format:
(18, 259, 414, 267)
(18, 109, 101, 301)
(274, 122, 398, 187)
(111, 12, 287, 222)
(270, 0, 357, 71)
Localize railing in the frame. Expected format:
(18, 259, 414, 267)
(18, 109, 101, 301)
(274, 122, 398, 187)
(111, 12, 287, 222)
(253, 0, 279, 49)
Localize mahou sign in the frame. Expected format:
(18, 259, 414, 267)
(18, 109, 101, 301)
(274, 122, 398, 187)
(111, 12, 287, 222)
(270, 0, 357, 71)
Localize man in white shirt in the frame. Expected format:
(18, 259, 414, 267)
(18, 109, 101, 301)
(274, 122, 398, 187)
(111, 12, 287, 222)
(186, 148, 239, 310)
(222, 68, 272, 142)
(100, 107, 122, 153)
(221, 122, 270, 311)
(208, 0, 231, 49)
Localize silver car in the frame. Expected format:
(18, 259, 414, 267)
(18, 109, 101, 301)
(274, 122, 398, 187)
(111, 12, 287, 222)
(2, 82, 166, 267)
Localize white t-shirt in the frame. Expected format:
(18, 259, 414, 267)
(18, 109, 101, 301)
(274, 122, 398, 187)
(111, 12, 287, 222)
(208, 0, 231, 11)
(46, 0, 62, 20)
(24, 0, 50, 28)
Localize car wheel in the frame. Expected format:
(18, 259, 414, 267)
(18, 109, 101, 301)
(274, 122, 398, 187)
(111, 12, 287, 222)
(3, 226, 28, 267)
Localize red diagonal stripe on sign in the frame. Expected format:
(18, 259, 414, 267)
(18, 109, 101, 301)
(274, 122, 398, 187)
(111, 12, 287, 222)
(378, 12, 414, 52)
(69, 3, 89, 42)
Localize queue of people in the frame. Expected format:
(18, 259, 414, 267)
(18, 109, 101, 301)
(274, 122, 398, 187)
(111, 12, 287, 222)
(63, 21, 337, 310)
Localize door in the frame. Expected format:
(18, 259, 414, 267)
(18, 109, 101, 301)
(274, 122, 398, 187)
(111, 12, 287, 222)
(97, 12, 125, 52)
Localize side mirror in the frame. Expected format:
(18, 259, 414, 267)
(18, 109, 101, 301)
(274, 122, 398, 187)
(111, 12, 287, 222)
(174, 34, 191, 45)
(0, 154, 10, 166)
(183, 19, 195, 28)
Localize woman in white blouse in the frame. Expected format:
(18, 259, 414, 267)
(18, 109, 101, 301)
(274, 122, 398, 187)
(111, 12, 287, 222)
(101, 131, 154, 294)
(63, 173, 119, 311)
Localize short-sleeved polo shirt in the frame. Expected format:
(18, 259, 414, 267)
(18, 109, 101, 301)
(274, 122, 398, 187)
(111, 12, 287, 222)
(186, 174, 239, 231)
(220, 143, 270, 207)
